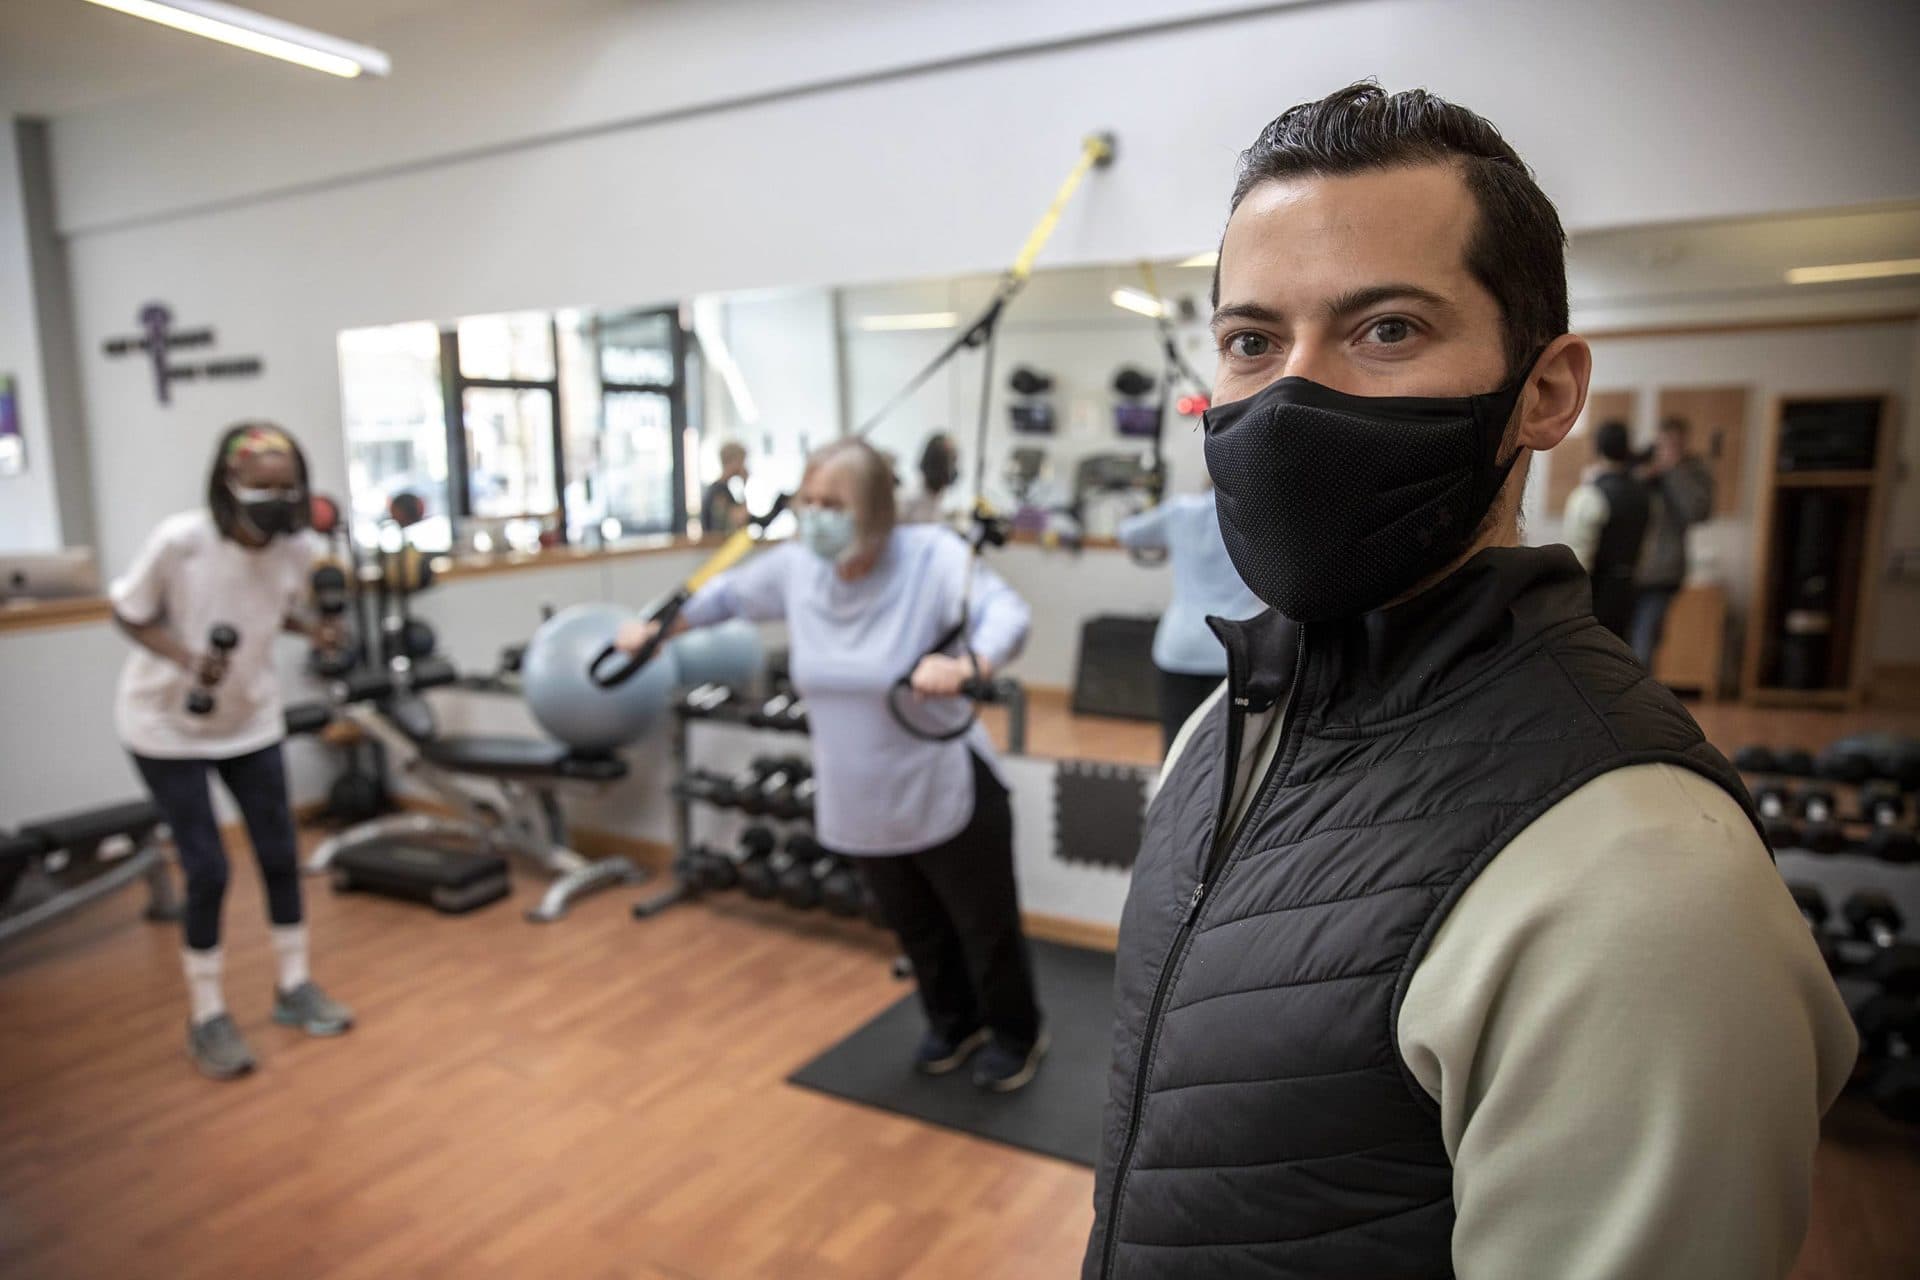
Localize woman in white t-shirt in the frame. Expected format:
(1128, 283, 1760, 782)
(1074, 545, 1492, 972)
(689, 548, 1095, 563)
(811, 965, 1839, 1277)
(111, 423, 353, 1080)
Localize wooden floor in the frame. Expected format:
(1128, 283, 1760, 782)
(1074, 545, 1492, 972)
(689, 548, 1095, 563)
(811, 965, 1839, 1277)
(3, 694, 1919, 1279)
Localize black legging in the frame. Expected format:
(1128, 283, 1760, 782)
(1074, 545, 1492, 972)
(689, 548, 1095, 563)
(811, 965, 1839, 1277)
(850, 752, 1042, 1053)
(131, 743, 304, 951)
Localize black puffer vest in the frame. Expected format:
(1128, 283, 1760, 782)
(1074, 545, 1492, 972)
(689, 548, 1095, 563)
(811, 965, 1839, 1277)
(1084, 546, 1756, 1279)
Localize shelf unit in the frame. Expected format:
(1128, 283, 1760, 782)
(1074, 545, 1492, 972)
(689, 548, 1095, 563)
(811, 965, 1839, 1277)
(1741, 393, 1899, 708)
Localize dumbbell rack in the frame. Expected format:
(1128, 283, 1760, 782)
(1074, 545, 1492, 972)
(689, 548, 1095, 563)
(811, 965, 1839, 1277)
(631, 685, 854, 923)
(1741, 741, 1920, 1124)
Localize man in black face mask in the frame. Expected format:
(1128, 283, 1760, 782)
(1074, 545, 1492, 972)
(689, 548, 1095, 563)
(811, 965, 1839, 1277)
(1085, 84, 1854, 1280)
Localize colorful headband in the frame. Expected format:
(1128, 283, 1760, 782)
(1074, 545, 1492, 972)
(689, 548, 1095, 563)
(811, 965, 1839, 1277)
(224, 426, 293, 465)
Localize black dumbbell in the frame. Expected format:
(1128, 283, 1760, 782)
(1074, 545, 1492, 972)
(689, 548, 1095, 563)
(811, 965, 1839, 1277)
(1845, 890, 1905, 950)
(1816, 744, 1874, 784)
(742, 760, 807, 818)
(748, 693, 799, 730)
(1855, 994, 1920, 1125)
(775, 833, 827, 910)
(673, 770, 732, 807)
(1755, 784, 1801, 850)
(767, 761, 816, 821)
(679, 684, 734, 718)
(1843, 890, 1920, 996)
(1799, 789, 1848, 854)
(1860, 782, 1910, 828)
(671, 844, 711, 887)
(690, 844, 742, 893)
(734, 826, 782, 899)
(185, 624, 240, 715)
(1733, 745, 1778, 775)
(780, 698, 810, 732)
(1777, 748, 1816, 778)
(1866, 828, 1920, 865)
(715, 759, 780, 811)
(1788, 882, 1840, 968)
(819, 857, 864, 918)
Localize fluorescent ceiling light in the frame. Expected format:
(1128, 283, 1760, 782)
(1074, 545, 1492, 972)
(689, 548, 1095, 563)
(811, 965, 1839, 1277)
(1177, 251, 1218, 268)
(79, 0, 392, 79)
(856, 312, 960, 332)
(1785, 258, 1920, 285)
(1111, 287, 1168, 319)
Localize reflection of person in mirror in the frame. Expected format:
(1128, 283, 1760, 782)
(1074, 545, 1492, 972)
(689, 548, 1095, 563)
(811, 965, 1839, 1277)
(1563, 420, 1652, 643)
(899, 431, 960, 525)
(699, 440, 751, 536)
(1629, 416, 1716, 665)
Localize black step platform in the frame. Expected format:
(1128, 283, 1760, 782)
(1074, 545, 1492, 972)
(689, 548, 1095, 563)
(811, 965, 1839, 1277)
(329, 842, 511, 915)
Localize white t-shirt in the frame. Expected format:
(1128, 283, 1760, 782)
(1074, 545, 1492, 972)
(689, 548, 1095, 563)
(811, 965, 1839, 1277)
(110, 509, 317, 760)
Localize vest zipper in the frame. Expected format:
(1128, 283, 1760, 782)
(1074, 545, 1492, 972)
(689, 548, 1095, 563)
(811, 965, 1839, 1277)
(1099, 627, 1311, 1279)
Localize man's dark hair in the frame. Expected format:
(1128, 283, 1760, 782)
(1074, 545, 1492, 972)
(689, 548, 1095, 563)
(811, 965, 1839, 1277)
(1218, 81, 1568, 376)
(1659, 416, 1690, 440)
(208, 420, 312, 541)
(1595, 420, 1633, 464)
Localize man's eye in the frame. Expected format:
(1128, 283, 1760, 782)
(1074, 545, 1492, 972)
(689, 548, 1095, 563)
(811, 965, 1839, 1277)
(1367, 318, 1413, 344)
(1225, 332, 1271, 358)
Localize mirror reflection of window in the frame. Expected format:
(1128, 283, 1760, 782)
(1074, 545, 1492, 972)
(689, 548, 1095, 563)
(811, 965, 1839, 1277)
(336, 321, 450, 552)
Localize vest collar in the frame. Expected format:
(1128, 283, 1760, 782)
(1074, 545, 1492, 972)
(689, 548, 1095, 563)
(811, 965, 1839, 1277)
(1208, 544, 1594, 727)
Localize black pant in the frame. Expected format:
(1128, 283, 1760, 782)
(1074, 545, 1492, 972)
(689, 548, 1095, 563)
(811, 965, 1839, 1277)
(851, 753, 1041, 1052)
(132, 743, 304, 951)
(1158, 669, 1222, 753)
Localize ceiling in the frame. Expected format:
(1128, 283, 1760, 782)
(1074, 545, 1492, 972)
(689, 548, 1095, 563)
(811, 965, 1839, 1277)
(0, 0, 454, 116)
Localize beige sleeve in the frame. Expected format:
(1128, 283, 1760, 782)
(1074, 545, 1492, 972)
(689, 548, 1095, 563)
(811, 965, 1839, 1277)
(1398, 763, 1858, 1280)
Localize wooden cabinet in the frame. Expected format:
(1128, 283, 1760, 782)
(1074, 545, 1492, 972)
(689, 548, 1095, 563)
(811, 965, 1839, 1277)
(1652, 583, 1727, 702)
(1741, 394, 1898, 708)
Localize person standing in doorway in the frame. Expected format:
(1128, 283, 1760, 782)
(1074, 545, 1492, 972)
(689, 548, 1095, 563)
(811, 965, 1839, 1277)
(1631, 415, 1716, 665)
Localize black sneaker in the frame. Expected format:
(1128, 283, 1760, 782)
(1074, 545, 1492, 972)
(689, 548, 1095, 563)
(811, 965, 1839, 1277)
(914, 1026, 990, 1076)
(972, 1030, 1049, 1093)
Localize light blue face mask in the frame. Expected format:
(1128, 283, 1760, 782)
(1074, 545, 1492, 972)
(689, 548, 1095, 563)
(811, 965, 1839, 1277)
(799, 507, 857, 563)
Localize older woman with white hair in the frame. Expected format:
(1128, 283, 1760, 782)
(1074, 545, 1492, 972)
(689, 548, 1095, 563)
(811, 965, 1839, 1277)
(616, 438, 1046, 1091)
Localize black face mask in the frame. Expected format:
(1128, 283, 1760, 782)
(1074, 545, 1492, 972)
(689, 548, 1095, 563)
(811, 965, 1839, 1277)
(1203, 364, 1533, 623)
(230, 484, 301, 540)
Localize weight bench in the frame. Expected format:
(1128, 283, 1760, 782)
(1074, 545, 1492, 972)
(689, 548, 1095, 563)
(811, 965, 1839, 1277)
(303, 659, 644, 922)
(1, 799, 180, 947)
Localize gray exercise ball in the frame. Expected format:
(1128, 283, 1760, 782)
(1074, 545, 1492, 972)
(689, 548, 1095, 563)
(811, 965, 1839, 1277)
(521, 602, 678, 751)
(668, 620, 764, 690)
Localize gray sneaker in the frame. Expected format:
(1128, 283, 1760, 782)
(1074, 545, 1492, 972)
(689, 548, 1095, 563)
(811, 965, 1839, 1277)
(272, 981, 354, 1036)
(188, 1014, 256, 1080)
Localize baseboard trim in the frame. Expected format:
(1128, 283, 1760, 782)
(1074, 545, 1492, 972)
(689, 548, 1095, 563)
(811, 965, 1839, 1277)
(1019, 910, 1119, 953)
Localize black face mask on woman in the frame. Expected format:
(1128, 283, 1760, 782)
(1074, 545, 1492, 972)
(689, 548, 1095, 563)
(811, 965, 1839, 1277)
(1202, 361, 1535, 623)
(230, 484, 301, 540)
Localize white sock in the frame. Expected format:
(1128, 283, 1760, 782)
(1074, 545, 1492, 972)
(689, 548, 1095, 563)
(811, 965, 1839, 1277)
(182, 947, 226, 1025)
(270, 924, 310, 993)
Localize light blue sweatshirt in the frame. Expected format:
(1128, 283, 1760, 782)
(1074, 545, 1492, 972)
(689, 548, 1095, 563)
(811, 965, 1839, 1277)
(1115, 492, 1266, 676)
(678, 524, 1031, 855)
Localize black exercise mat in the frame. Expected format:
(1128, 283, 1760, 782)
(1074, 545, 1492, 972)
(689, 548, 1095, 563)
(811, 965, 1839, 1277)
(788, 940, 1115, 1167)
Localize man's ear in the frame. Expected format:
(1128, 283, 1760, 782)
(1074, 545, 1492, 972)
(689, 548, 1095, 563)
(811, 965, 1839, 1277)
(1515, 334, 1592, 452)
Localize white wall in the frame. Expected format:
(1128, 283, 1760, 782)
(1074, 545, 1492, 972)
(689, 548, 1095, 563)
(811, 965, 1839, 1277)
(0, 123, 60, 550)
(1523, 319, 1919, 664)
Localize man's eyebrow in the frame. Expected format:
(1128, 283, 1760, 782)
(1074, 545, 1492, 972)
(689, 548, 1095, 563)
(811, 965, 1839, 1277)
(1209, 302, 1287, 329)
(1320, 284, 1456, 319)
